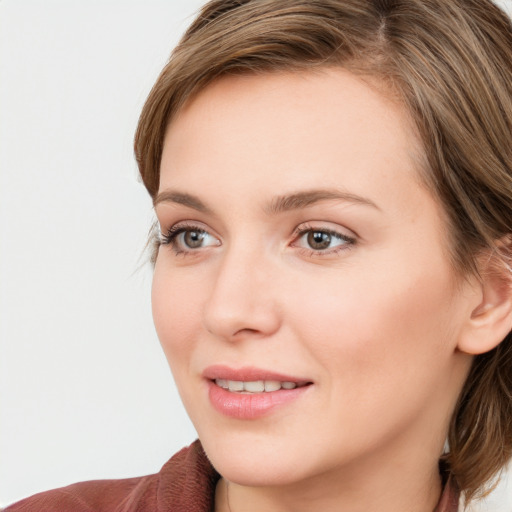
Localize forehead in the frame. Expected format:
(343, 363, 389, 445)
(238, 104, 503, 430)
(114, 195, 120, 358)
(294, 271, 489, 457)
(160, 69, 427, 203)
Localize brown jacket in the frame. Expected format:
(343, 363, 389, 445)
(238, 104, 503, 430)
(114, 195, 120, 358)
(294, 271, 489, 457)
(5, 441, 459, 511)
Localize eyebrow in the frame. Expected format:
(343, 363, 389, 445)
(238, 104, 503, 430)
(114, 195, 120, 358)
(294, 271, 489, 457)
(153, 190, 213, 214)
(265, 189, 380, 214)
(153, 188, 380, 214)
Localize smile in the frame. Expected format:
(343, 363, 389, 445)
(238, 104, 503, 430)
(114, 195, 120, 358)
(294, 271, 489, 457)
(214, 379, 303, 393)
(203, 366, 313, 419)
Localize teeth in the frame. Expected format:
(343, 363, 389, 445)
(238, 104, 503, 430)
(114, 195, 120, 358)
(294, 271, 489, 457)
(228, 380, 244, 392)
(244, 380, 265, 392)
(216, 379, 229, 389)
(264, 380, 281, 392)
(215, 379, 301, 393)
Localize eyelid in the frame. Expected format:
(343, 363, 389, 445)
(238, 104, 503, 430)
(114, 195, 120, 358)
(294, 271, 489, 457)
(292, 221, 356, 240)
(158, 221, 221, 254)
(158, 220, 211, 240)
(290, 222, 357, 255)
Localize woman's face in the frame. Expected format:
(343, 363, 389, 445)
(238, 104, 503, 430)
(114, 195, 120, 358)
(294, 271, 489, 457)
(152, 69, 474, 487)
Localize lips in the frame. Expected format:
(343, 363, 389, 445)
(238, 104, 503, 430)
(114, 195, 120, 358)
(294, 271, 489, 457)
(203, 365, 313, 419)
(214, 379, 302, 392)
(203, 365, 311, 384)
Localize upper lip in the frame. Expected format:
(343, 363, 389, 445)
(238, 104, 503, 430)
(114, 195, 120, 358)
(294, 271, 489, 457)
(202, 365, 312, 385)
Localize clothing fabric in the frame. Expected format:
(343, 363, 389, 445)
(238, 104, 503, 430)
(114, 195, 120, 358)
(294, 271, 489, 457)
(5, 440, 459, 512)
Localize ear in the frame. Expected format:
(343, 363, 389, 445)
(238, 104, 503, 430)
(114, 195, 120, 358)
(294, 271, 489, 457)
(458, 239, 512, 355)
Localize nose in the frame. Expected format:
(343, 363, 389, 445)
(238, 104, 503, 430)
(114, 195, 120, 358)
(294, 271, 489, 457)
(202, 243, 281, 342)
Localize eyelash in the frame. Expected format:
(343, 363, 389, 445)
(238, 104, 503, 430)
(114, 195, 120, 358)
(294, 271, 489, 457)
(292, 223, 356, 257)
(158, 222, 356, 257)
(158, 222, 212, 256)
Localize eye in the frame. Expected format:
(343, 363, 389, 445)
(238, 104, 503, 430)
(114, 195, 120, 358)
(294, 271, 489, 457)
(305, 231, 336, 250)
(159, 223, 221, 254)
(292, 225, 355, 255)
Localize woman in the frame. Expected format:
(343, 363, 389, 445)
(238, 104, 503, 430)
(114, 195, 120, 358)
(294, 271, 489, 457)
(6, 0, 512, 511)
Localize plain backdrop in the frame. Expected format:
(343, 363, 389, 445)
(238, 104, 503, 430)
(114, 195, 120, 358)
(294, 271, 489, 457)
(1, 0, 511, 509)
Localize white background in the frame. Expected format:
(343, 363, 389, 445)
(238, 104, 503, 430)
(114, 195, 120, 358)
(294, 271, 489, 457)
(1, 0, 511, 509)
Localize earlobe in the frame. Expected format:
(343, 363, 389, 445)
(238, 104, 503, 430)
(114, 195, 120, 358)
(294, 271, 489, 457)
(458, 245, 512, 355)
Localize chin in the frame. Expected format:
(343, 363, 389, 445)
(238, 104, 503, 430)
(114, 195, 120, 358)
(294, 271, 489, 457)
(197, 427, 330, 487)
(209, 450, 308, 487)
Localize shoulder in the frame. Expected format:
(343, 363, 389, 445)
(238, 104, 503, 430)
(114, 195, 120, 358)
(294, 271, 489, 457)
(3, 474, 157, 512)
(4, 440, 219, 512)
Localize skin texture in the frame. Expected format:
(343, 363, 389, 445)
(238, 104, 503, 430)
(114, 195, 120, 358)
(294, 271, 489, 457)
(152, 69, 481, 512)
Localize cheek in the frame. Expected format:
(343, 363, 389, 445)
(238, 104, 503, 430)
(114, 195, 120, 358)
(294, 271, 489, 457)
(286, 257, 460, 396)
(151, 262, 203, 368)
(279, 260, 463, 453)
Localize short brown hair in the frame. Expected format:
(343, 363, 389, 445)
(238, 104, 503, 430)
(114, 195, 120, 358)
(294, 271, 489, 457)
(134, 0, 512, 502)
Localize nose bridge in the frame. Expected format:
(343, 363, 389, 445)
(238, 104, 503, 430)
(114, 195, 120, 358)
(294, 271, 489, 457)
(202, 238, 280, 340)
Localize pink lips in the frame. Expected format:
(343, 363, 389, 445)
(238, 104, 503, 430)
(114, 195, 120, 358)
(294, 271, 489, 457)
(203, 365, 312, 420)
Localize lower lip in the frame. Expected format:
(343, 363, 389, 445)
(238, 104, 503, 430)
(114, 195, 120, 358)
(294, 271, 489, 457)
(207, 380, 311, 419)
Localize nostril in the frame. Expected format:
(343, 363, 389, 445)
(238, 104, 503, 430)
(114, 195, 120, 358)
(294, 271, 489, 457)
(232, 327, 260, 337)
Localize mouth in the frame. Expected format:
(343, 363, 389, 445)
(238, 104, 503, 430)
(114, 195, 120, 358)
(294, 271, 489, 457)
(203, 365, 312, 390)
(213, 379, 309, 393)
(203, 366, 313, 419)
